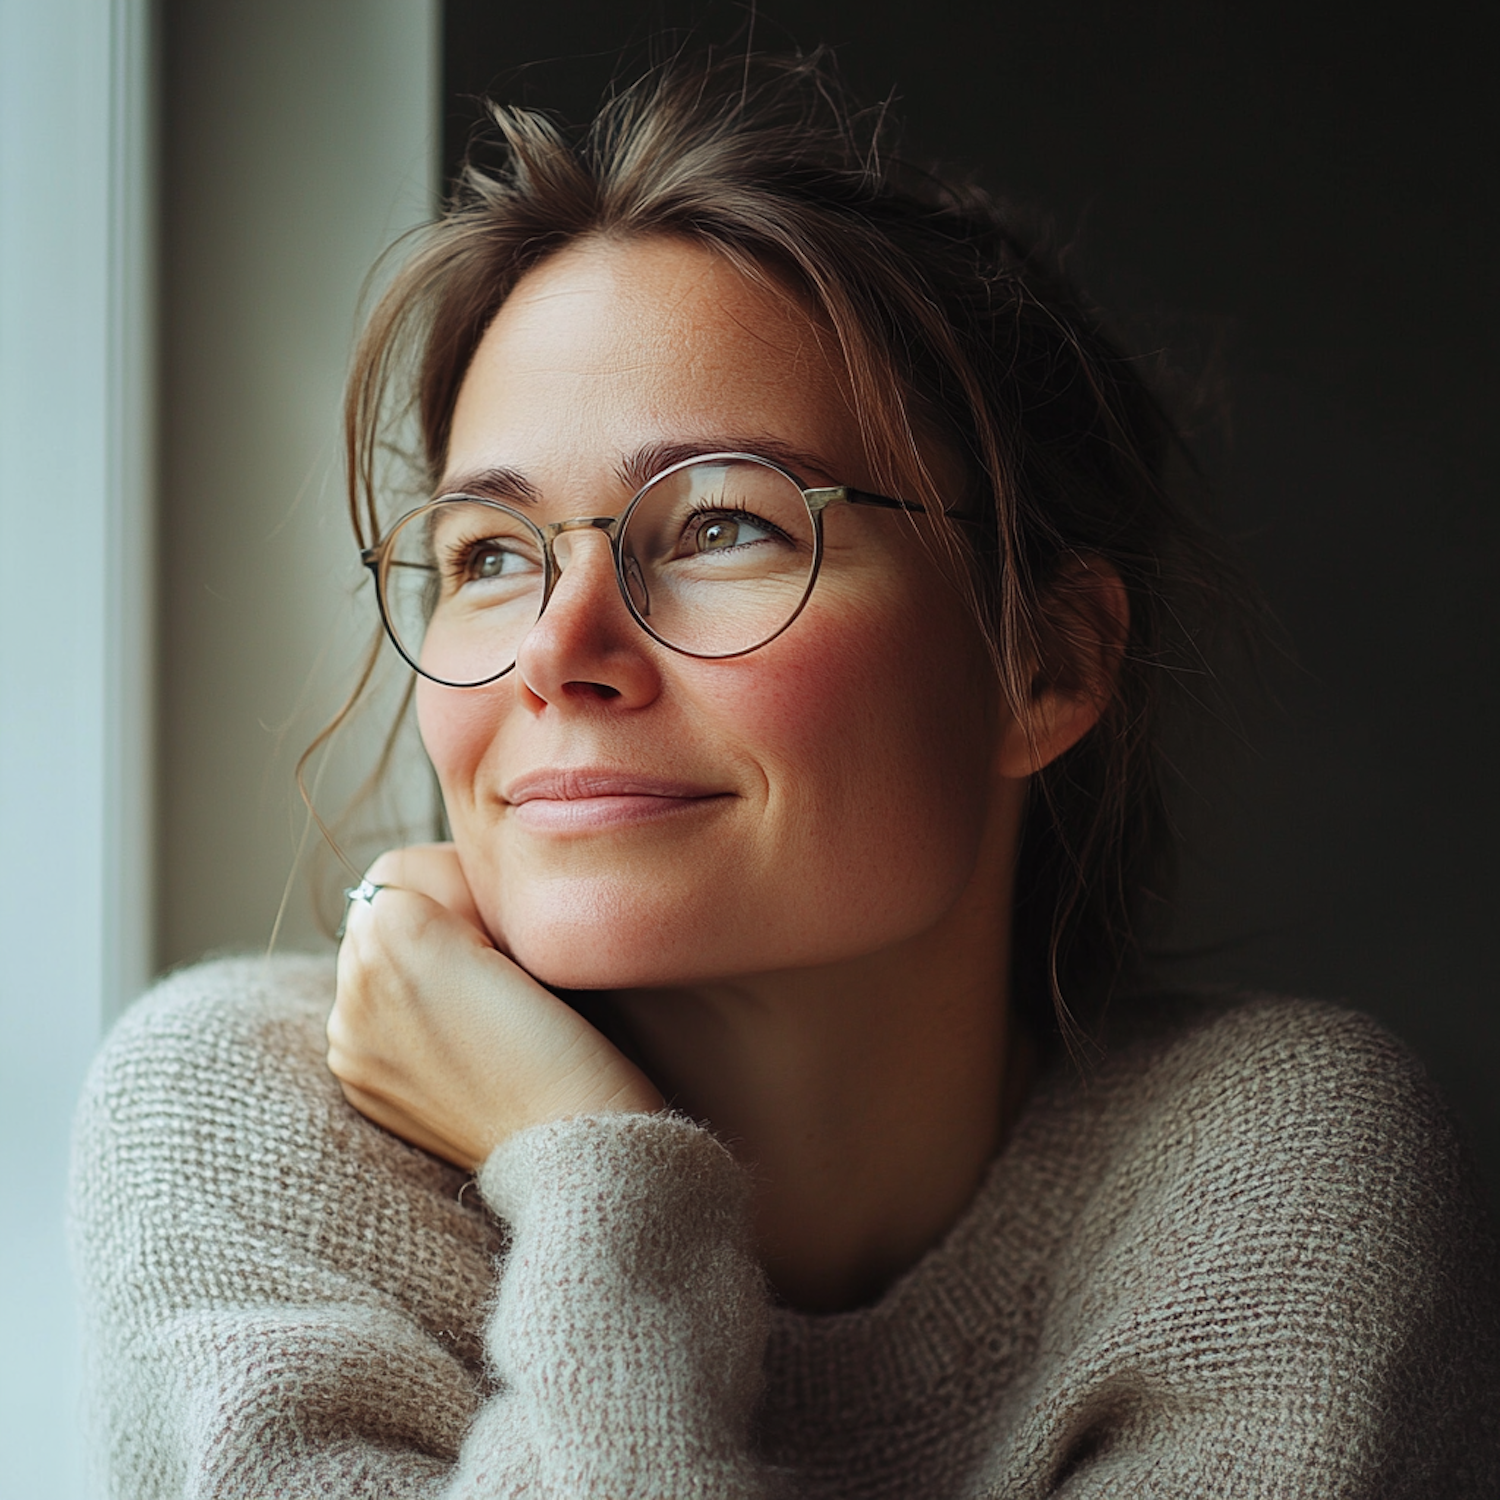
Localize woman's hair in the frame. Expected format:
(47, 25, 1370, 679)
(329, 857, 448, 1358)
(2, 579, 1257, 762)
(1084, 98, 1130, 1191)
(334, 48, 1250, 1048)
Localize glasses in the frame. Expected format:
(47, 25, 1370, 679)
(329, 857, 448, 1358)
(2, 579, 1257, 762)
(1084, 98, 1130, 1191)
(362, 451, 933, 688)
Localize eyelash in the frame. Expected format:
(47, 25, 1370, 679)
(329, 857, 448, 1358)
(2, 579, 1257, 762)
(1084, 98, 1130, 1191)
(439, 535, 527, 577)
(682, 503, 792, 543)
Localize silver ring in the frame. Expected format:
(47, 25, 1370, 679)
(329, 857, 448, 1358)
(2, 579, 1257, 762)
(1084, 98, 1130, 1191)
(345, 877, 385, 907)
(337, 878, 385, 939)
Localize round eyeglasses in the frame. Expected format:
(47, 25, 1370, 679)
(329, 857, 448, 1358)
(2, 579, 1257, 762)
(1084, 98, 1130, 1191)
(362, 451, 932, 688)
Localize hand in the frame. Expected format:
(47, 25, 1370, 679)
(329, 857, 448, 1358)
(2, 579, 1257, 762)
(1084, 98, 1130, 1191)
(327, 844, 664, 1170)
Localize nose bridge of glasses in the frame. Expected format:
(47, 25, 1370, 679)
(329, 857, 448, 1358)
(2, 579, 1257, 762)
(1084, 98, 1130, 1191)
(543, 513, 630, 600)
(543, 514, 623, 572)
(543, 514, 622, 540)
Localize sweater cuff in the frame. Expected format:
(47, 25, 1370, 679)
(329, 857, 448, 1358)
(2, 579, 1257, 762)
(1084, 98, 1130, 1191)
(475, 1112, 770, 1478)
(477, 1109, 753, 1251)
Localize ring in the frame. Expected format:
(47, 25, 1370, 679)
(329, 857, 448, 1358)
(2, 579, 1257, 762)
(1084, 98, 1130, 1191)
(336, 878, 385, 939)
(345, 878, 385, 907)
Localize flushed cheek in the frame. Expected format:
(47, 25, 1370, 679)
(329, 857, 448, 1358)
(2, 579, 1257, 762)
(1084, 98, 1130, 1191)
(687, 602, 996, 943)
(415, 677, 508, 817)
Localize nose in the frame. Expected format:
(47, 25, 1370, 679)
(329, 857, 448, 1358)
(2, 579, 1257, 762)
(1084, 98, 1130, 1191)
(512, 524, 661, 709)
(546, 516, 622, 575)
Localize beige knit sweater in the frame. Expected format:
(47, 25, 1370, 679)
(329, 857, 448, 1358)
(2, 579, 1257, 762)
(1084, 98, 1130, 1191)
(69, 955, 1498, 1497)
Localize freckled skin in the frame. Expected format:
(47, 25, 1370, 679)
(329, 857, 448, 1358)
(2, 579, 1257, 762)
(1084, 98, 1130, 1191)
(418, 235, 1004, 988)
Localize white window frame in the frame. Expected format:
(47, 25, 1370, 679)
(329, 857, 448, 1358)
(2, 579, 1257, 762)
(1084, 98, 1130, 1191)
(1, 0, 153, 1492)
(1, 2, 436, 1491)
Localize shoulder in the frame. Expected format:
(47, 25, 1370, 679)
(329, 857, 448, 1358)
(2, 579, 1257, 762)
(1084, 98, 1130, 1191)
(1086, 991, 1471, 1211)
(72, 953, 352, 1185)
(1047, 991, 1488, 1290)
(71, 946, 482, 1199)
(70, 967, 507, 1488)
(1098, 985, 1425, 1085)
(1011, 992, 1500, 1490)
(70, 953, 497, 1332)
(82, 950, 337, 1097)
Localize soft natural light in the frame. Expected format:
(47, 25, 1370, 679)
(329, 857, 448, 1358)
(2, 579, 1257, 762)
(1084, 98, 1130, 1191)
(0, 3, 434, 1493)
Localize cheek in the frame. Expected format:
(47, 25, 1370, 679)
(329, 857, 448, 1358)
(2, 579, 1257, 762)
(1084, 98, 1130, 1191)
(696, 593, 999, 934)
(751, 584, 994, 791)
(415, 679, 503, 808)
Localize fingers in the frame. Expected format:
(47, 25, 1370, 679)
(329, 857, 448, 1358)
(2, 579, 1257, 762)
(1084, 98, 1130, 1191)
(350, 877, 480, 944)
(328, 859, 664, 1168)
(334, 887, 494, 1056)
(332, 883, 466, 1027)
(329, 887, 504, 1166)
(333, 1077, 477, 1171)
(362, 843, 486, 933)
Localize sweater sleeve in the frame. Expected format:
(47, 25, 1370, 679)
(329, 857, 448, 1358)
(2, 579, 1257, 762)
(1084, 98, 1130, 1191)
(452, 1114, 771, 1497)
(993, 997, 1500, 1499)
(69, 957, 774, 1500)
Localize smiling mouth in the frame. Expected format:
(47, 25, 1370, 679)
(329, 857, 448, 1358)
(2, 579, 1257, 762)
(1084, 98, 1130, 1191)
(503, 770, 731, 831)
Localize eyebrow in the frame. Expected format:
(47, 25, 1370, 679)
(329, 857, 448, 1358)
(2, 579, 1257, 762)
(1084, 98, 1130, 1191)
(436, 436, 840, 507)
(431, 464, 540, 506)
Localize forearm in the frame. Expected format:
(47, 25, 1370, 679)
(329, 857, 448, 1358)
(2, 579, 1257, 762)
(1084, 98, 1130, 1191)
(461, 1111, 773, 1498)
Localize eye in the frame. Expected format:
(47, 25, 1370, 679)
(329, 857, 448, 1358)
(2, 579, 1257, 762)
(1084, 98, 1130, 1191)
(467, 543, 523, 579)
(688, 510, 784, 553)
(444, 537, 539, 585)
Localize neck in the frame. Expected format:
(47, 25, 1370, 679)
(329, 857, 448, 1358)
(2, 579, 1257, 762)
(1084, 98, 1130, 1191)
(609, 799, 1033, 1313)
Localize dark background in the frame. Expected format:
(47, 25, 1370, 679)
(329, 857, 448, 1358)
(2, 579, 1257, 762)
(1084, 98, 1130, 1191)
(444, 1, 1499, 1193)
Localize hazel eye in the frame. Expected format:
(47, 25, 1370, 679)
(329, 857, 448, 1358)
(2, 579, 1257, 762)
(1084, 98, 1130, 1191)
(697, 518, 738, 551)
(691, 512, 781, 552)
(458, 541, 536, 583)
(470, 546, 514, 579)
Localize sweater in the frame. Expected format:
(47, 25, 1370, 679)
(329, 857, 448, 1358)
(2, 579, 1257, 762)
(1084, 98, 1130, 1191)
(68, 954, 1500, 1498)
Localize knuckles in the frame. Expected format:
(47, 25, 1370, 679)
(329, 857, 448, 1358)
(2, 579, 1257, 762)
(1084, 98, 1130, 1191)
(330, 887, 467, 1082)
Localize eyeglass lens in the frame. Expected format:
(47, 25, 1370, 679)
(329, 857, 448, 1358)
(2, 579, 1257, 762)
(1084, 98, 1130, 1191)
(378, 458, 820, 686)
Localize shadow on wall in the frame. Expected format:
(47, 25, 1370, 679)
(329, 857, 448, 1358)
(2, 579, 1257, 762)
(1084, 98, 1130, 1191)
(157, 0, 439, 978)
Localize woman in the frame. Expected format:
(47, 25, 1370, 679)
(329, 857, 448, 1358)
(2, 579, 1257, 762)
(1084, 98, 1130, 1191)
(71, 51, 1497, 1496)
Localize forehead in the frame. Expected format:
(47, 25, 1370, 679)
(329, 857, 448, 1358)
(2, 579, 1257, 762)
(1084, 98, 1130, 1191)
(444, 235, 862, 489)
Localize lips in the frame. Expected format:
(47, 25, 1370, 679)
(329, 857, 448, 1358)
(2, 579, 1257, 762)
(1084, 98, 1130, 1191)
(502, 767, 730, 831)
(504, 768, 724, 803)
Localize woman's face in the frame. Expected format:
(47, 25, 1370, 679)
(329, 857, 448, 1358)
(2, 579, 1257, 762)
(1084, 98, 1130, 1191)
(421, 235, 1008, 988)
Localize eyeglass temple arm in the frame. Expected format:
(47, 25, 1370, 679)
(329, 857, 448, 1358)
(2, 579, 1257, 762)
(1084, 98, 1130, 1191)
(360, 548, 438, 572)
(805, 486, 961, 518)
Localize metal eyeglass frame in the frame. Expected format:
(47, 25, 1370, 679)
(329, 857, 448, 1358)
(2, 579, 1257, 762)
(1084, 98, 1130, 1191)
(361, 449, 936, 688)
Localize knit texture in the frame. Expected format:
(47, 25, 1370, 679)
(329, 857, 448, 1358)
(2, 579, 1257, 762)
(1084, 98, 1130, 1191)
(70, 957, 1499, 1497)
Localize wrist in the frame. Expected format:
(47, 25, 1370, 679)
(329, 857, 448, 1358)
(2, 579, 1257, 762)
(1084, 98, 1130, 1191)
(556, 1061, 665, 1122)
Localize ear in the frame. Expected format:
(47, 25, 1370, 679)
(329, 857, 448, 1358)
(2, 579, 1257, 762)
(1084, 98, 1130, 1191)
(994, 556, 1130, 780)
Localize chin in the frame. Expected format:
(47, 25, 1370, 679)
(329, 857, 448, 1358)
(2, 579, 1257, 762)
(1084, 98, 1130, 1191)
(506, 933, 637, 990)
(494, 881, 954, 992)
(483, 875, 713, 986)
(504, 919, 741, 991)
(470, 824, 983, 991)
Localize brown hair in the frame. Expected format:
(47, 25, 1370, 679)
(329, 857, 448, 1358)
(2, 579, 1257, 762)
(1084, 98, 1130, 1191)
(333, 49, 1250, 1046)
